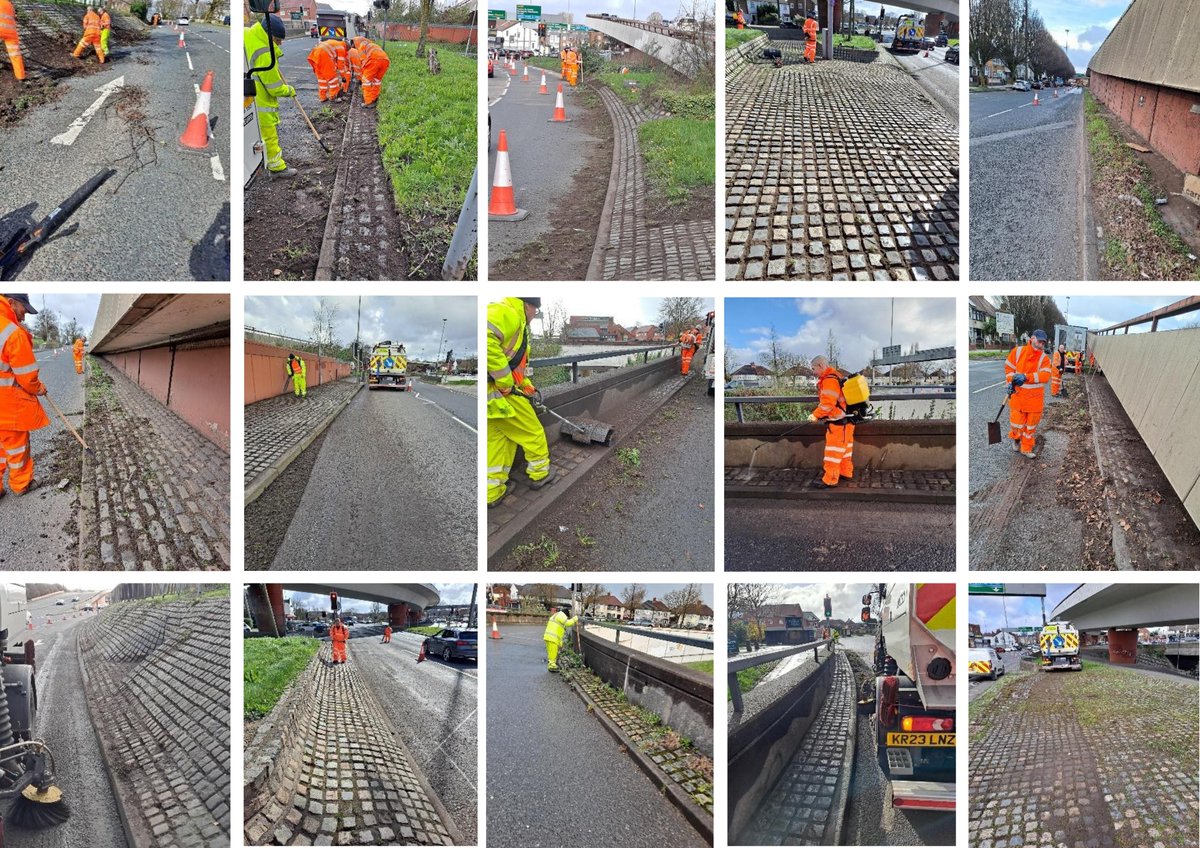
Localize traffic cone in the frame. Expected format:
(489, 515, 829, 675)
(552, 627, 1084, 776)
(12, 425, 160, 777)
(180, 70, 214, 151)
(538, 71, 548, 94)
(923, 49, 929, 57)
(491, 618, 502, 640)
(548, 83, 571, 122)
(178, 29, 185, 48)
(1033, 92, 1040, 106)
(521, 63, 529, 81)
(487, 130, 529, 221)
(417, 640, 426, 663)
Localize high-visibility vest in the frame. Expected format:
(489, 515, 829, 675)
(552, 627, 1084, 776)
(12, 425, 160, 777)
(246, 20, 289, 107)
(486, 298, 534, 419)
(83, 10, 100, 35)
(1005, 345, 1052, 410)
(543, 611, 576, 646)
(813, 367, 847, 421)
(0, 0, 18, 40)
(0, 302, 50, 432)
(99, 11, 110, 28)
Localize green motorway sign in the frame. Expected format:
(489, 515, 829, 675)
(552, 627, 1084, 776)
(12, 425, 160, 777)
(488, 8, 506, 19)
(547, 22, 567, 30)
(969, 584, 1005, 595)
(515, 4, 541, 20)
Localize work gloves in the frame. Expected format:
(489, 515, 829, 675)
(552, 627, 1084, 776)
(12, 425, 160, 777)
(1011, 374, 1026, 387)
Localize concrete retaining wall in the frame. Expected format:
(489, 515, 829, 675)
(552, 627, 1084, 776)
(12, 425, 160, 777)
(101, 339, 231, 451)
(244, 339, 353, 404)
(725, 420, 955, 470)
(588, 626, 714, 664)
(1091, 71, 1200, 177)
(727, 651, 835, 840)
(580, 628, 714, 756)
(539, 351, 681, 439)
(725, 33, 768, 79)
(1093, 329, 1200, 525)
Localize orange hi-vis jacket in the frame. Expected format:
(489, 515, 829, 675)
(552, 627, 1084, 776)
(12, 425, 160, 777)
(73, 338, 84, 359)
(803, 16, 818, 39)
(0, 0, 19, 41)
(1051, 349, 1064, 371)
(1005, 344, 1053, 413)
(82, 9, 101, 37)
(330, 621, 348, 644)
(813, 366, 847, 421)
(0, 300, 49, 432)
(99, 10, 110, 28)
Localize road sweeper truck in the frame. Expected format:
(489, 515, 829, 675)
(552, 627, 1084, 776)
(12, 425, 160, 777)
(1038, 621, 1082, 671)
(368, 341, 410, 391)
(859, 583, 956, 811)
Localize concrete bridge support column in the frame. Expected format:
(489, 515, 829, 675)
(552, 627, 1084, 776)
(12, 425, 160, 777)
(388, 602, 412, 629)
(1107, 628, 1138, 663)
(248, 583, 286, 636)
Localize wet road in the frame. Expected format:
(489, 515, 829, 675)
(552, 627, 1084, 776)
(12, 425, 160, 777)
(351, 629, 478, 842)
(270, 383, 476, 569)
(10, 591, 126, 848)
(487, 625, 707, 848)
(0, 347, 84, 570)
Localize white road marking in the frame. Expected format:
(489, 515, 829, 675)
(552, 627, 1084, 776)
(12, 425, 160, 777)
(985, 108, 1012, 118)
(210, 155, 225, 181)
(422, 707, 478, 790)
(417, 394, 477, 434)
(192, 30, 230, 53)
(186, 50, 193, 71)
(973, 380, 1008, 394)
(50, 75, 125, 145)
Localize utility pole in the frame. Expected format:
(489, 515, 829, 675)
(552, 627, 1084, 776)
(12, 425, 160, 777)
(435, 317, 447, 374)
(468, 583, 478, 628)
(355, 295, 362, 381)
(1065, 296, 1070, 325)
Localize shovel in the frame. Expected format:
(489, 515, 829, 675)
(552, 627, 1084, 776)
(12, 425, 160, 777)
(42, 392, 94, 458)
(533, 399, 614, 446)
(987, 396, 1008, 445)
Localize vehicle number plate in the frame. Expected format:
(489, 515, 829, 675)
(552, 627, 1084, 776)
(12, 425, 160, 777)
(886, 732, 956, 747)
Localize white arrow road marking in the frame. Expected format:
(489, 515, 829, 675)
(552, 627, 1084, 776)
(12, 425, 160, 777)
(51, 75, 125, 145)
(210, 154, 225, 181)
(186, 50, 193, 71)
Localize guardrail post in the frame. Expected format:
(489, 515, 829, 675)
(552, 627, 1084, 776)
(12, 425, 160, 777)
(643, 350, 649, 364)
(729, 672, 744, 713)
(736, 402, 744, 424)
(571, 362, 579, 383)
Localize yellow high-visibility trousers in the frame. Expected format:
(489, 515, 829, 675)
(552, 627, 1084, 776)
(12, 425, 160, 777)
(545, 639, 559, 670)
(487, 395, 549, 504)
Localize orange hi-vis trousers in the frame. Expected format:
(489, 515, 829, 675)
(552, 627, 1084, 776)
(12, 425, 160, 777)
(0, 430, 33, 493)
(681, 348, 694, 375)
(331, 639, 347, 663)
(1009, 407, 1042, 453)
(1050, 367, 1061, 396)
(822, 421, 855, 486)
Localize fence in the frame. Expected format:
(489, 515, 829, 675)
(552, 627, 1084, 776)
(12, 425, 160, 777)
(532, 343, 679, 385)
(728, 637, 832, 712)
(725, 387, 957, 423)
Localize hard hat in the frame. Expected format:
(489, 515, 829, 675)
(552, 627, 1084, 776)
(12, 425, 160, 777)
(266, 13, 286, 40)
(1031, 329, 1048, 342)
(519, 297, 542, 308)
(4, 294, 37, 315)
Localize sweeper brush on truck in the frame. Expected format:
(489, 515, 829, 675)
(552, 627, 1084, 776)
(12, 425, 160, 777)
(857, 583, 956, 811)
(0, 585, 69, 843)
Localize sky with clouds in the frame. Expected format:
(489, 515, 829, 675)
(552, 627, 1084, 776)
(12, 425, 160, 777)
(742, 582, 888, 622)
(979, 295, 1199, 333)
(1023, 0, 1132, 73)
(488, 0, 705, 25)
(245, 296, 477, 360)
(284, 583, 479, 613)
(969, 584, 1078, 632)
(725, 297, 956, 372)
(523, 295, 715, 334)
(24, 294, 101, 336)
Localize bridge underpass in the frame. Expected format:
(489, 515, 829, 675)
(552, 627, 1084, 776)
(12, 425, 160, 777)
(1051, 582, 1200, 667)
(245, 583, 441, 634)
(583, 15, 712, 78)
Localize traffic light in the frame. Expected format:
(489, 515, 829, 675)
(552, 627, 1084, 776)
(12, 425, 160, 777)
(537, 22, 546, 37)
(823, 594, 832, 619)
(330, 592, 339, 611)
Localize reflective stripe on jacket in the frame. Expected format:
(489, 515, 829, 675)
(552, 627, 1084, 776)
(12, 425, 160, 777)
(245, 21, 289, 106)
(1005, 345, 1052, 390)
(0, 0, 19, 39)
(486, 297, 534, 419)
(0, 301, 49, 432)
(812, 367, 846, 421)
(543, 611, 577, 646)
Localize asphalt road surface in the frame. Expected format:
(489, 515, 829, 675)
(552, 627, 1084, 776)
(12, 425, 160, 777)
(967, 358, 1011, 498)
(0, 347, 84, 569)
(270, 383, 476, 569)
(350, 629, 478, 842)
(840, 637, 955, 846)
(2, 24, 230, 281)
(969, 86, 1090, 281)
(10, 591, 127, 848)
(486, 61, 601, 271)
(967, 649, 1021, 702)
(487, 625, 707, 848)
(888, 44, 959, 123)
(725, 500, 955, 570)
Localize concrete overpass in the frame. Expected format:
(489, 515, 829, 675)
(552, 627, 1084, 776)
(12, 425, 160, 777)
(584, 15, 712, 78)
(1051, 583, 1199, 663)
(246, 583, 441, 635)
(882, 0, 959, 19)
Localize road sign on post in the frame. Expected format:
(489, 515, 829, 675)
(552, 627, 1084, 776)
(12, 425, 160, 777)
(882, 344, 901, 360)
(515, 3, 541, 20)
(969, 584, 1005, 595)
(996, 311, 1014, 338)
(487, 8, 505, 18)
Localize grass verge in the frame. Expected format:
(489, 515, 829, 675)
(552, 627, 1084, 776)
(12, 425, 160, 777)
(727, 659, 779, 700)
(407, 625, 442, 636)
(833, 34, 876, 50)
(639, 117, 715, 203)
(725, 28, 762, 50)
(244, 637, 319, 720)
(969, 349, 1008, 359)
(684, 659, 714, 674)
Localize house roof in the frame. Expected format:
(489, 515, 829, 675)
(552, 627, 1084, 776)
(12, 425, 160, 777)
(1088, 0, 1200, 94)
(968, 295, 996, 317)
(566, 327, 601, 339)
(780, 364, 815, 377)
(696, 604, 715, 617)
(732, 362, 773, 376)
(600, 594, 622, 606)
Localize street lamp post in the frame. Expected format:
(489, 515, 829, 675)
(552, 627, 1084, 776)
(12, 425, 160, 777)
(435, 318, 448, 374)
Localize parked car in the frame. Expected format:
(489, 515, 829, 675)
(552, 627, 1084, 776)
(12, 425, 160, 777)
(310, 24, 319, 37)
(424, 628, 478, 662)
(54, 600, 64, 606)
(945, 45, 959, 64)
(312, 623, 328, 636)
(1031, 79, 1044, 89)
(1012, 79, 1031, 91)
(968, 646, 1004, 680)
(83, 605, 93, 612)
(935, 32, 948, 46)
(177, 14, 189, 25)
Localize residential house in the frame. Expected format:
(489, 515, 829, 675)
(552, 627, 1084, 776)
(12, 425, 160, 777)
(592, 594, 629, 621)
(682, 604, 715, 629)
(968, 295, 997, 344)
(728, 362, 773, 388)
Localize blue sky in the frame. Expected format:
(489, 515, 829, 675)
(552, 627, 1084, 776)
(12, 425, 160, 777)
(979, 295, 1200, 333)
(285, 583, 478, 613)
(725, 297, 956, 372)
(970, 584, 1077, 632)
(1026, 0, 1132, 73)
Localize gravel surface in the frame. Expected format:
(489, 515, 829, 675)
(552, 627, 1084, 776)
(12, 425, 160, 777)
(969, 88, 1088, 281)
(487, 626, 707, 848)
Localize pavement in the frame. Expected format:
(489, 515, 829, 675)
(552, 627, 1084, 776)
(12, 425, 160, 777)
(493, 351, 714, 570)
(0, 346, 84, 569)
(8, 592, 126, 848)
(725, 499, 955, 570)
(968, 86, 1091, 281)
(725, 44, 959, 281)
(487, 62, 607, 280)
(727, 467, 955, 503)
(969, 662, 1198, 848)
(254, 379, 477, 569)
(350, 630, 478, 843)
(487, 625, 707, 848)
(1, 22, 230, 281)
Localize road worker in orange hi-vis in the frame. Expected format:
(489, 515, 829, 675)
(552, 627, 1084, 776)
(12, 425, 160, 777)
(381, 625, 392, 644)
(358, 37, 389, 107)
(1004, 328, 1053, 458)
(308, 37, 340, 101)
(734, 8, 745, 29)
(679, 327, 697, 375)
(97, 6, 110, 55)
(0, 294, 50, 497)
(1050, 343, 1065, 397)
(0, 0, 26, 81)
(1074, 352, 1082, 375)
(348, 39, 364, 90)
(72, 337, 85, 374)
(808, 355, 854, 488)
(333, 37, 350, 95)
(330, 616, 349, 664)
(803, 14, 818, 64)
(72, 6, 105, 63)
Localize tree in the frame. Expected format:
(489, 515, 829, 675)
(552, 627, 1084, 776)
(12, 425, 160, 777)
(647, 11, 663, 23)
(579, 583, 608, 617)
(663, 583, 703, 626)
(997, 296, 1067, 339)
(657, 297, 704, 341)
(824, 328, 841, 368)
(310, 298, 341, 354)
(728, 583, 777, 648)
(414, 0, 433, 57)
(540, 299, 568, 341)
(982, 317, 997, 343)
(62, 318, 82, 344)
(764, 325, 799, 389)
(33, 308, 59, 344)
(528, 583, 561, 611)
(619, 583, 647, 619)
(370, 601, 383, 621)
